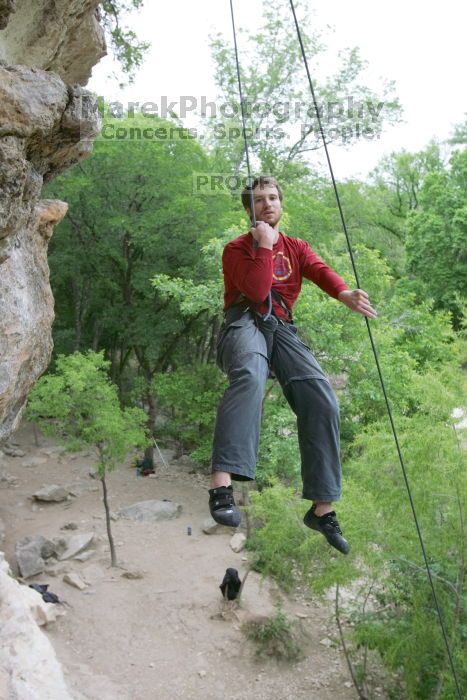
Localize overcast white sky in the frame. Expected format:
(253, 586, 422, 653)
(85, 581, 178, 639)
(89, 0, 466, 180)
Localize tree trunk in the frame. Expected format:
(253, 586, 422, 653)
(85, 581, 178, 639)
(72, 279, 82, 352)
(143, 390, 158, 465)
(92, 320, 102, 351)
(242, 483, 251, 540)
(101, 473, 117, 567)
(206, 316, 221, 364)
(32, 423, 40, 447)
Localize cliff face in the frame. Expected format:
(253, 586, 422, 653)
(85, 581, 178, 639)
(0, 0, 106, 83)
(0, 1, 105, 441)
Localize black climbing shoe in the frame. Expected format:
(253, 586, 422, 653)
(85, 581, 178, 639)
(303, 505, 350, 555)
(209, 485, 241, 527)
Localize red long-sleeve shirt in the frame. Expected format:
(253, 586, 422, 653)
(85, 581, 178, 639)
(223, 231, 349, 320)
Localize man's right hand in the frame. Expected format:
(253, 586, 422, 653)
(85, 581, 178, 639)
(250, 221, 277, 249)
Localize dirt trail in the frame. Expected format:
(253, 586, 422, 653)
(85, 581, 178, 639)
(0, 423, 357, 700)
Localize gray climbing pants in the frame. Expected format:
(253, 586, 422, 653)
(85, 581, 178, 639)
(211, 310, 342, 502)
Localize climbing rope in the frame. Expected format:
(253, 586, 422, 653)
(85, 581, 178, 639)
(229, 0, 272, 320)
(287, 1, 462, 695)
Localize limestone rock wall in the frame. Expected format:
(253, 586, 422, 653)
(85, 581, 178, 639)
(0, 66, 101, 442)
(0, 0, 106, 84)
(0, 2, 107, 694)
(0, 1, 105, 443)
(0, 552, 72, 699)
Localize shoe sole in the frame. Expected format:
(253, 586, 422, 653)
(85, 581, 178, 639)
(303, 513, 350, 555)
(210, 508, 241, 528)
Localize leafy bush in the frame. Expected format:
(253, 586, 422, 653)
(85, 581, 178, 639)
(245, 357, 466, 698)
(26, 351, 147, 566)
(153, 363, 227, 464)
(242, 608, 304, 662)
(257, 388, 301, 490)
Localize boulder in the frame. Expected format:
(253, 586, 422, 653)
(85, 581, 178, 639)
(72, 550, 95, 562)
(0, 0, 106, 85)
(118, 499, 182, 522)
(21, 456, 47, 468)
(33, 484, 69, 502)
(15, 535, 55, 578)
(21, 585, 65, 626)
(202, 517, 237, 535)
(0, 552, 71, 696)
(63, 572, 87, 590)
(1, 445, 26, 458)
(40, 446, 66, 458)
(56, 532, 94, 561)
(230, 533, 247, 553)
(0, 470, 19, 487)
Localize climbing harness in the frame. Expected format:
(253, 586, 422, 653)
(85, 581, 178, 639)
(228, 0, 462, 695)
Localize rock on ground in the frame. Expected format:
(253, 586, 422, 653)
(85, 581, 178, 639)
(56, 532, 94, 561)
(118, 499, 182, 522)
(21, 456, 47, 468)
(202, 517, 239, 535)
(230, 533, 247, 552)
(1, 445, 26, 457)
(63, 572, 87, 590)
(15, 534, 55, 578)
(33, 484, 69, 502)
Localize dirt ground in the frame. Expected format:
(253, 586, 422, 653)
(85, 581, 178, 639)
(0, 422, 358, 700)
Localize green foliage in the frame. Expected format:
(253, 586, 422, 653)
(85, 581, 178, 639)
(152, 364, 227, 465)
(289, 243, 459, 447)
(383, 281, 456, 368)
(44, 114, 227, 385)
(242, 607, 304, 662)
(205, 1, 401, 176)
(370, 143, 445, 215)
(257, 389, 301, 490)
(246, 481, 361, 593)
(26, 351, 147, 475)
(100, 1, 150, 83)
(246, 357, 466, 697)
(352, 561, 466, 700)
(448, 118, 467, 146)
(406, 148, 467, 327)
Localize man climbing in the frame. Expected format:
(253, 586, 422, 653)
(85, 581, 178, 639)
(208, 176, 377, 554)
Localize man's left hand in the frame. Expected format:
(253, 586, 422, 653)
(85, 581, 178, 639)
(338, 289, 378, 319)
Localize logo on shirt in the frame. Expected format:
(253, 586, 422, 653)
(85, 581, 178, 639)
(273, 252, 292, 281)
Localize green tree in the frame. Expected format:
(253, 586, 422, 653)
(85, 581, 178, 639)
(370, 143, 445, 215)
(100, 1, 150, 83)
(448, 118, 467, 146)
(204, 2, 401, 178)
(45, 115, 229, 457)
(406, 148, 467, 327)
(26, 352, 148, 567)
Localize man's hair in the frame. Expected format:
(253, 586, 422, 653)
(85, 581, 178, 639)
(241, 176, 283, 210)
